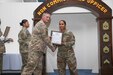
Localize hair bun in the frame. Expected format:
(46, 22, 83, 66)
(19, 22, 23, 26)
(19, 19, 28, 26)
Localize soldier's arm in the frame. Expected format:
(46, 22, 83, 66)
(42, 35, 56, 52)
(18, 31, 27, 44)
(22, 31, 31, 45)
(0, 35, 13, 43)
(63, 32, 75, 47)
(39, 26, 55, 52)
(4, 38, 13, 43)
(33, 23, 55, 52)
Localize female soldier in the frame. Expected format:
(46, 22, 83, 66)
(55, 20, 78, 75)
(0, 29, 13, 74)
(18, 19, 31, 73)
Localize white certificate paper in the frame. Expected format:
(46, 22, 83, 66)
(51, 31, 62, 45)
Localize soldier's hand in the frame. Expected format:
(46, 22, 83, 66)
(49, 36, 52, 40)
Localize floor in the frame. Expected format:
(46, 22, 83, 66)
(48, 69, 98, 75)
(1, 69, 98, 75)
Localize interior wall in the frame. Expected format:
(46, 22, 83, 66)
(0, 3, 42, 54)
(0, 0, 22, 2)
(48, 13, 98, 73)
(0, 0, 113, 73)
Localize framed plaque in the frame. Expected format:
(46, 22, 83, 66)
(51, 31, 62, 45)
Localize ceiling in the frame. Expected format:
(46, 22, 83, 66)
(0, 0, 105, 3)
(0, 0, 42, 2)
(23, 0, 37, 2)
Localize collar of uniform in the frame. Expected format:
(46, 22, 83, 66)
(61, 29, 68, 33)
(40, 20, 50, 28)
(22, 27, 27, 30)
(40, 20, 45, 25)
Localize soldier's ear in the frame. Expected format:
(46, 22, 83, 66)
(23, 23, 26, 27)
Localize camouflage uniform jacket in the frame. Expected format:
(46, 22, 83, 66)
(29, 20, 53, 53)
(0, 39, 6, 53)
(57, 30, 75, 57)
(18, 27, 31, 53)
(0, 30, 9, 53)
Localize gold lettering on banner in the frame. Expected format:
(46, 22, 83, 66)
(37, 0, 108, 16)
(104, 59, 110, 64)
(78, 0, 108, 13)
(37, 6, 47, 15)
(37, 0, 66, 16)
(103, 33, 109, 42)
(47, 0, 65, 8)
(103, 21, 109, 30)
(103, 46, 109, 53)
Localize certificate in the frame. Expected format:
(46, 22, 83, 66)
(51, 31, 62, 45)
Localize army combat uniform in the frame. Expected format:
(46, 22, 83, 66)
(18, 27, 31, 72)
(56, 30, 78, 75)
(0, 30, 12, 74)
(0, 37, 5, 74)
(0, 30, 5, 75)
(21, 20, 55, 75)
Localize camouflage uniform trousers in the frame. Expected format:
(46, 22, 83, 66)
(57, 51, 78, 75)
(21, 51, 44, 75)
(0, 53, 3, 74)
(20, 52, 28, 73)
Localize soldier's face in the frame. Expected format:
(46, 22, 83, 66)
(24, 21, 29, 28)
(59, 21, 65, 31)
(42, 14, 51, 23)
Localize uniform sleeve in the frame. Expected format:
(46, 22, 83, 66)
(3, 38, 12, 43)
(0, 39, 6, 53)
(0, 36, 11, 43)
(32, 23, 44, 36)
(39, 25, 55, 51)
(41, 31, 55, 51)
(18, 31, 28, 44)
(33, 23, 55, 51)
(63, 31, 75, 47)
(34, 23, 51, 44)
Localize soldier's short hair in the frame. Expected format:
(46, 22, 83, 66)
(42, 12, 51, 17)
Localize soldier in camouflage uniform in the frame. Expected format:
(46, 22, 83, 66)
(21, 13, 55, 75)
(54, 20, 78, 75)
(18, 19, 31, 73)
(0, 29, 13, 74)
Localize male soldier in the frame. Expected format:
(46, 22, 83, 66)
(0, 29, 13, 74)
(21, 12, 55, 75)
